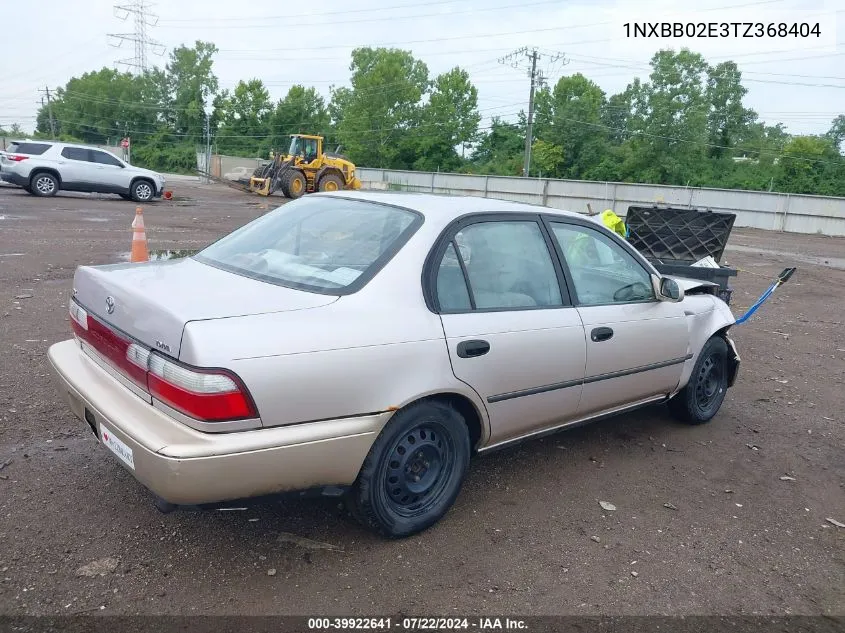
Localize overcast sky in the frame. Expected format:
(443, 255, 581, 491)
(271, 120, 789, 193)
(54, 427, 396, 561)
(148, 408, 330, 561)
(1, 0, 843, 137)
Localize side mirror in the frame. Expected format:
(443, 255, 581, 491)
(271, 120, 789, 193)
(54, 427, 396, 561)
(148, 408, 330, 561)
(653, 275, 684, 302)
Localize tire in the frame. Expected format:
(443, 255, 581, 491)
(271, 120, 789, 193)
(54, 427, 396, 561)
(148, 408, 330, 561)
(130, 179, 155, 202)
(30, 172, 59, 197)
(347, 399, 470, 538)
(318, 173, 344, 192)
(669, 336, 729, 425)
(282, 170, 306, 199)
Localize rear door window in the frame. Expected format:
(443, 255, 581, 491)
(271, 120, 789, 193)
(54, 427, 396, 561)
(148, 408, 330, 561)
(61, 147, 91, 161)
(7, 142, 51, 155)
(90, 150, 123, 167)
(443, 220, 564, 310)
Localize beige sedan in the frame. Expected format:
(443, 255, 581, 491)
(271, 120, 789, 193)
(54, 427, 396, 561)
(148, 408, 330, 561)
(49, 192, 739, 537)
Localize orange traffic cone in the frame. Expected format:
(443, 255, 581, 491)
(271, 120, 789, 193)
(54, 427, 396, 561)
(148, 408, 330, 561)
(130, 206, 149, 263)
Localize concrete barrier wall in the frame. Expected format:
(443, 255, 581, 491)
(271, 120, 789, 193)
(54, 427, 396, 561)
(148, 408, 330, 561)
(357, 168, 845, 236)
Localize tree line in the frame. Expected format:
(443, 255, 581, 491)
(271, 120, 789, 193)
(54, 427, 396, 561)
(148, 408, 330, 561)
(6, 40, 844, 196)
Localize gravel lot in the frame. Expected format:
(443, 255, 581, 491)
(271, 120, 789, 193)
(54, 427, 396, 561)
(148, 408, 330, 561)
(0, 180, 842, 618)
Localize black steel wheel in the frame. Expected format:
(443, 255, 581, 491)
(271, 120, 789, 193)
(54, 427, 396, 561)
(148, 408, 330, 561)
(382, 424, 456, 518)
(669, 335, 729, 425)
(347, 400, 470, 538)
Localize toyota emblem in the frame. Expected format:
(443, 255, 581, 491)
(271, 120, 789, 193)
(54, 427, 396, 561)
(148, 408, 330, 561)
(106, 296, 115, 314)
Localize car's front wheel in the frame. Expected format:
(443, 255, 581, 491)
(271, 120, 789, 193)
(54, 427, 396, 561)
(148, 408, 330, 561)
(669, 335, 729, 425)
(30, 172, 59, 197)
(130, 179, 155, 202)
(347, 400, 470, 538)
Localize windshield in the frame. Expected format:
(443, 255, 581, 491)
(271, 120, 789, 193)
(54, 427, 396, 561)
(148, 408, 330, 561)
(288, 136, 300, 156)
(195, 197, 422, 294)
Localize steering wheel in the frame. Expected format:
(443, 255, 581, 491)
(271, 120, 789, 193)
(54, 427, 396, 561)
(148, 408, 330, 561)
(613, 281, 651, 302)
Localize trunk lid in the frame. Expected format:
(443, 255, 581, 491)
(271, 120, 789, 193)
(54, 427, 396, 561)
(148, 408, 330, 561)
(72, 257, 336, 358)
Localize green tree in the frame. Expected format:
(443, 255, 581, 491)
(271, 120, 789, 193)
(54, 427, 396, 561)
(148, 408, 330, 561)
(621, 49, 711, 185)
(35, 67, 160, 144)
(411, 67, 480, 171)
(269, 85, 330, 153)
(215, 79, 272, 156)
(470, 116, 525, 175)
(534, 73, 608, 179)
(531, 139, 564, 176)
(167, 41, 219, 142)
(706, 61, 756, 158)
(826, 114, 845, 154)
(330, 47, 429, 168)
(774, 135, 844, 195)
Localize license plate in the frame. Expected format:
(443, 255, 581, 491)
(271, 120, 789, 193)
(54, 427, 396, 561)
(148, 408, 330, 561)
(99, 423, 135, 470)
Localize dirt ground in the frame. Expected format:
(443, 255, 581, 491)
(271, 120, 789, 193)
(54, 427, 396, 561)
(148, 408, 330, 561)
(0, 180, 842, 618)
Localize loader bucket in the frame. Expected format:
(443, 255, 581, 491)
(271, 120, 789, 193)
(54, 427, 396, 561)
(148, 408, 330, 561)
(249, 177, 272, 196)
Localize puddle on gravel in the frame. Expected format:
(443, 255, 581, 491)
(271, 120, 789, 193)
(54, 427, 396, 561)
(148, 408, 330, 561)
(118, 249, 199, 262)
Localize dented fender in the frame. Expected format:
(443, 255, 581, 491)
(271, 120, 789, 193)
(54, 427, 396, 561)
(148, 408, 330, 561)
(675, 295, 738, 393)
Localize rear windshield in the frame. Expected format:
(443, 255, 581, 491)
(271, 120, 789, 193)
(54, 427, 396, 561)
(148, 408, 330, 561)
(194, 197, 422, 294)
(6, 142, 51, 155)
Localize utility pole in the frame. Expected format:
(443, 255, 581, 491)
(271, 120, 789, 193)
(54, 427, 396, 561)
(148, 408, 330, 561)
(38, 87, 57, 138)
(524, 50, 538, 178)
(499, 47, 567, 177)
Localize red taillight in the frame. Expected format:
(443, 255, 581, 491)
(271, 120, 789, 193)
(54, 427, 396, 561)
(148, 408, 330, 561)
(147, 354, 257, 422)
(70, 300, 257, 423)
(71, 309, 148, 388)
(6, 154, 29, 162)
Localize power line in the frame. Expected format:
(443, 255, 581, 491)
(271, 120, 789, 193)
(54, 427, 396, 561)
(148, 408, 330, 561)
(107, 0, 165, 73)
(159, 0, 565, 29)
(160, 0, 466, 23)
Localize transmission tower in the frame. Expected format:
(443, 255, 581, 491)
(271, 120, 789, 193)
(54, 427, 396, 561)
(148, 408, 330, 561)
(108, 0, 165, 73)
(498, 47, 567, 177)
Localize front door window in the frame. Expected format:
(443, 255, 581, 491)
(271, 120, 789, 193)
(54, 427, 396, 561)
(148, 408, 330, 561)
(550, 223, 655, 306)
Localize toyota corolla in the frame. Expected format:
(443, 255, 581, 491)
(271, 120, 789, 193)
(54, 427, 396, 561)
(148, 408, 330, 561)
(48, 192, 739, 537)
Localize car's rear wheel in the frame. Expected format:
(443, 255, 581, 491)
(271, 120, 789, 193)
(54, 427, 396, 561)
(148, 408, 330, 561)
(347, 400, 470, 538)
(30, 172, 59, 197)
(131, 179, 154, 202)
(669, 335, 729, 425)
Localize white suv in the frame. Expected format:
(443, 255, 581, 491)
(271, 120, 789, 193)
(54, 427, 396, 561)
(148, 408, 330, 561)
(0, 140, 165, 202)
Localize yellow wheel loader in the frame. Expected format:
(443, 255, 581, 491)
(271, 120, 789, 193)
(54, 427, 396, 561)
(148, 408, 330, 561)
(248, 134, 361, 197)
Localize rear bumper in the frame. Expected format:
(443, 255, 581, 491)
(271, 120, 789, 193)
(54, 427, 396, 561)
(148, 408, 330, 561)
(48, 339, 389, 505)
(0, 171, 28, 187)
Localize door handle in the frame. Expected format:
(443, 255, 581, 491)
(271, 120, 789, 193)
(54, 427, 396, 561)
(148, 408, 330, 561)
(457, 339, 490, 358)
(591, 327, 614, 342)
